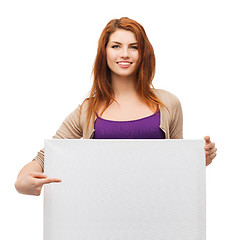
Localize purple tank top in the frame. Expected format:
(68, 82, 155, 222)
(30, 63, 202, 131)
(93, 109, 165, 139)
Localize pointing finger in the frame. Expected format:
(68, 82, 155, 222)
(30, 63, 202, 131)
(37, 178, 62, 185)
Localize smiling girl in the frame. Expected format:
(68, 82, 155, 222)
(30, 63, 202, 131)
(15, 17, 217, 196)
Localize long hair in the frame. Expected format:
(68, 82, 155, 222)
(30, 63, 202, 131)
(84, 17, 168, 132)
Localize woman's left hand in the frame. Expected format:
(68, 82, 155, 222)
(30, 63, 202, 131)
(204, 136, 217, 166)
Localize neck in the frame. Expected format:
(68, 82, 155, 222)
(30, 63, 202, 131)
(111, 73, 138, 99)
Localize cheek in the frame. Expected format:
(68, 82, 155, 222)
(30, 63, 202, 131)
(133, 52, 139, 62)
(106, 49, 117, 62)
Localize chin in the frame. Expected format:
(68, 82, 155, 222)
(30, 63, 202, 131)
(116, 72, 135, 78)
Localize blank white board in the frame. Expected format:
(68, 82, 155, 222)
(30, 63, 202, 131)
(44, 139, 206, 240)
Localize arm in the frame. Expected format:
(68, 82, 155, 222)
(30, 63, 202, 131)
(15, 103, 83, 195)
(165, 92, 217, 166)
(33, 103, 84, 171)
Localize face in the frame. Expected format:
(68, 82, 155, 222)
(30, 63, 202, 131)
(106, 29, 139, 78)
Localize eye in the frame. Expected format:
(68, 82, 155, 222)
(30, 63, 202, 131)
(112, 45, 120, 49)
(130, 45, 138, 50)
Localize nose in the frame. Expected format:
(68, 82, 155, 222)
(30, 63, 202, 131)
(120, 47, 130, 59)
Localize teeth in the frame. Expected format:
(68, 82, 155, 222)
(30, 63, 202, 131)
(118, 62, 131, 65)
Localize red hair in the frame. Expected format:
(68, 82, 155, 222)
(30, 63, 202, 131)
(84, 17, 168, 131)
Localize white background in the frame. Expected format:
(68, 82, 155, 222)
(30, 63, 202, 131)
(0, 0, 239, 239)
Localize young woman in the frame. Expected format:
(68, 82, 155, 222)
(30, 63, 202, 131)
(15, 17, 217, 196)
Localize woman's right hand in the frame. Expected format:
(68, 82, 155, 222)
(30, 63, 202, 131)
(15, 172, 62, 196)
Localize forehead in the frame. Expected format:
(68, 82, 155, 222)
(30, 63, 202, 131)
(109, 29, 137, 43)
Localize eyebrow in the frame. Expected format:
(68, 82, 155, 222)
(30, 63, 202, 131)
(110, 41, 138, 45)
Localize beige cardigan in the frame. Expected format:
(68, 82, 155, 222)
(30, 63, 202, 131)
(33, 89, 183, 171)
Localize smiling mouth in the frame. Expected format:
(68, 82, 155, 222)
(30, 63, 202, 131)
(117, 62, 132, 66)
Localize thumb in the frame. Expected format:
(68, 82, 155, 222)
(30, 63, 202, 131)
(30, 172, 47, 179)
(204, 136, 211, 143)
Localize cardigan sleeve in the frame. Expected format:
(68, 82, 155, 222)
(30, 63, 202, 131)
(32, 104, 83, 172)
(169, 95, 183, 139)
